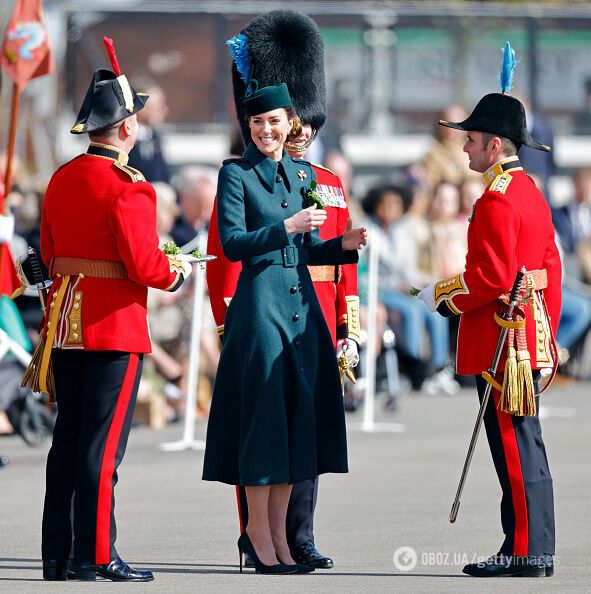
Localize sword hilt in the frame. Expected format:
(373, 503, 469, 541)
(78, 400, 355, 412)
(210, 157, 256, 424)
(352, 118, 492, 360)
(508, 267, 526, 309)
(27, 247, 48, 312)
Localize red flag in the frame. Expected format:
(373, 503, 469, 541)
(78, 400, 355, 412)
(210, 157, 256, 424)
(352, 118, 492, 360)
(1, 0, 54, 88)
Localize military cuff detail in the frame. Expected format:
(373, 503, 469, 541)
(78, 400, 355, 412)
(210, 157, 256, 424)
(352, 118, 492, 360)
(437, 300, 460, 318)
(434, 273, 468, 308)
(346, 295, 361, 343)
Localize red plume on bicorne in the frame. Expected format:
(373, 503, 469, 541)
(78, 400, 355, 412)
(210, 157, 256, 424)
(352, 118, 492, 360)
(102, 36, 121, 77)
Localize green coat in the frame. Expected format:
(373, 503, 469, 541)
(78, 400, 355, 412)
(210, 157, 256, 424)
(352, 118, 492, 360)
(202, 143, 358, 486)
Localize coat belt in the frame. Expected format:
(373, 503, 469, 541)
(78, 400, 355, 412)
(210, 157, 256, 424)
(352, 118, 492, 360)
(50, 257, 128, 279)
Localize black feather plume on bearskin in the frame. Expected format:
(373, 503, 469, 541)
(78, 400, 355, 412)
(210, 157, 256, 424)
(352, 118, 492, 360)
(231, 9, 326, 144)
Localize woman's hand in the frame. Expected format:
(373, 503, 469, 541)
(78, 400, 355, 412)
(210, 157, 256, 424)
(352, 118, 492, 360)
(284, 204, 327, 234)
(342, 219, 367, 251)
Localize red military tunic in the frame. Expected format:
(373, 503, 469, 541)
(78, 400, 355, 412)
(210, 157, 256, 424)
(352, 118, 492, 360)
(207, 163, 359, 347)
(432, 156, 561, 375)
(41, 142, 184, 353)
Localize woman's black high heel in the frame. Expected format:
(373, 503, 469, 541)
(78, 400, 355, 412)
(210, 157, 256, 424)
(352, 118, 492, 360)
(277, 556, 315, 574)
(237, 532, 299, 575)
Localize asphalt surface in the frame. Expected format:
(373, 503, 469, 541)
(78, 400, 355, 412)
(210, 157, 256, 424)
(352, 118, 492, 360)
(0, 377, 589, 593)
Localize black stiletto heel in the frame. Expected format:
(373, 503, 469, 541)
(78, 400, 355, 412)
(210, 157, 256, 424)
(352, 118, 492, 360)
(239, 547, 243, 573)
(237, 532, 298, 575)
(277, 556, 315, 574)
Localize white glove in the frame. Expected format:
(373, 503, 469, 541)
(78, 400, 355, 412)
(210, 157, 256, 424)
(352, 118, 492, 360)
(167, 253, 193, 280)
(0, 214, 15, 243)
(337, 339, 360, 368)
(417, 284, 437, 312)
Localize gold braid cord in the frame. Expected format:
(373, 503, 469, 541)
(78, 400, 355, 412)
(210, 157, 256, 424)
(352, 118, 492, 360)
(494, 307, 536, 417)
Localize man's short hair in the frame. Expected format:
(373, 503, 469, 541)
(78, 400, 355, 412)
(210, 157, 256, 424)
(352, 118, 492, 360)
(481, 132, 519, 156)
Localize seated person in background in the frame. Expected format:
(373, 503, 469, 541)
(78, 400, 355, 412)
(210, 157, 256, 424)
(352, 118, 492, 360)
(427, 182, 467, 280)
(362, 184, 454, 389)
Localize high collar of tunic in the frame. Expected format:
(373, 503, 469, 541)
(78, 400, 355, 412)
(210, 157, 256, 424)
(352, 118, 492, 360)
(243, 142, 300, 193)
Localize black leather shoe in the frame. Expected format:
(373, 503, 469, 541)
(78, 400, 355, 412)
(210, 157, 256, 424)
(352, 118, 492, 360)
(43, 560, 75, 581)
(75, 557, 154, 582)
(291, 542, 334, 569)
(462, 554, 545, 577)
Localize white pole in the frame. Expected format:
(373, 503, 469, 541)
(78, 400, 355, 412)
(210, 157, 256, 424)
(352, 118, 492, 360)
(160, 232, 207, 452)
(362, 234, 379, 431)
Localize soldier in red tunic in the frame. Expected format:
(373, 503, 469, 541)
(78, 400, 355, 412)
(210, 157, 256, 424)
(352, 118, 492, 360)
(30, 39, 192, 582)
(418, 46, 561, 578)
(206, 10, 359, 569)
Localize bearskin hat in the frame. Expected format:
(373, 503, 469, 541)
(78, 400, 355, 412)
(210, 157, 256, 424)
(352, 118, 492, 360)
(229, 10, 326, 145)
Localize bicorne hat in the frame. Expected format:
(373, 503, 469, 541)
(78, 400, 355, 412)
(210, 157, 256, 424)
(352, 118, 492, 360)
(70, 37, 147, 135)
(227, 10, 326, 146)
(439, 42, 550, 152)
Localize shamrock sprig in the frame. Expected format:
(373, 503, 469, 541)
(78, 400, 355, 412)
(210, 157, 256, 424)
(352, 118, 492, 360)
(162, 240, 204, 260)
(305, 180, 325, 209)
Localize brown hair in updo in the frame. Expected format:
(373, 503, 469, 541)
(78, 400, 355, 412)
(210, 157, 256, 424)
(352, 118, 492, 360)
(286, 107, 303, 142)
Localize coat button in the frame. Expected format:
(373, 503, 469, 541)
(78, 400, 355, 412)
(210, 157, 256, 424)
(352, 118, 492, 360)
(281, 201, 288, 208)
(290, 286, 297, 294)
(292, 314, 299, 322)
(276, 175, 282, 183)
(295, 338, 301, 347)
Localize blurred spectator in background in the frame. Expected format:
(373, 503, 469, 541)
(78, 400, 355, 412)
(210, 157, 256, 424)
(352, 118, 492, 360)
(324, 150, 364, 222)
(457, 178, 484, 231)
(170, 166, 217, 246)
(362, 184, 452, 387)
(573, 78, 591, 135)
(127, 79, 171, 183)
(518, 97, 556, 195)
(404, 182, 432, 278)
(553, 167, 591, 280)
(423, 105, 480, 187)
(427, 182, 467, 280)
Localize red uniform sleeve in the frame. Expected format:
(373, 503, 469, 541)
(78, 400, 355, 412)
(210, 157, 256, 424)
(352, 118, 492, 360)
(334, 178, 360, 342)
(206, 198, 242, 335)
(543, 233, 562, 337)
(108, 182, 181, 291)
(40, 183, 55, 268)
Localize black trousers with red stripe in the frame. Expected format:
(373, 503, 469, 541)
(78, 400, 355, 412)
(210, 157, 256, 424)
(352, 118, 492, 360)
(42, 350, 142, 565)
(476, 375, 555, 558)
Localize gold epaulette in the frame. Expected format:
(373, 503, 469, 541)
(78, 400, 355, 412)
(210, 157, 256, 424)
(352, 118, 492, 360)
(489, 172, 512, 194)
(114, 161, 146, 182)
(311, 162, 337, 176)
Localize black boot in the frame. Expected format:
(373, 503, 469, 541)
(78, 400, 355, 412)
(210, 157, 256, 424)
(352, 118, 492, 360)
(462, 554, 545, 577)
(74, 556, 154, 582)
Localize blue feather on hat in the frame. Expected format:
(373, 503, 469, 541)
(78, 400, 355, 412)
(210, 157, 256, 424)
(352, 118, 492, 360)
(499, 41, 520, 94)
(226, 34, 251, 84)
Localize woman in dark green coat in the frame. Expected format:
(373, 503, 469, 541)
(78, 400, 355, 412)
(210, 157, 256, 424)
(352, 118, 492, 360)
(203, 83, 367, 573)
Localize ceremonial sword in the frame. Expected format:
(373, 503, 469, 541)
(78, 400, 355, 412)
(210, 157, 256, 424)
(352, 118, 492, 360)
(449, 266, 526, 523)
(27, 247, 49, 314)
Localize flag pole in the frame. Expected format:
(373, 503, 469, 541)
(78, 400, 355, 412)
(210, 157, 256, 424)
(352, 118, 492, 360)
(2, 81, 21, 210)
(0, 81, 21, 285)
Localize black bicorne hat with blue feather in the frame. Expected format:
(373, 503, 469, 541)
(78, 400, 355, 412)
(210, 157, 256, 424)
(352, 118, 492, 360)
(226, 9, 327, 145)
(439, 42, 550, 152)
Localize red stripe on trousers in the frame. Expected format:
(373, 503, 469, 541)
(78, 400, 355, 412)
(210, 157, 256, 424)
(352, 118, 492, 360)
(95, 353, 139, 564)
(236, 486, 245, 534)
(494, 391, 529, 556)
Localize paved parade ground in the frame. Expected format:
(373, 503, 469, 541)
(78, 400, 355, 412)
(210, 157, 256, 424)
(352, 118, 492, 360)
(1, 379, 589, 593)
